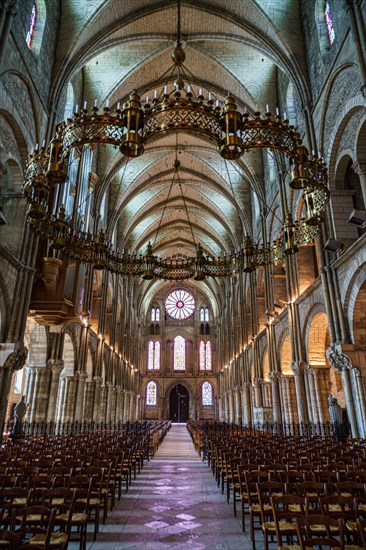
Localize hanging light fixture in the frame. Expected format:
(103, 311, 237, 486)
(22, 0, 329, 281)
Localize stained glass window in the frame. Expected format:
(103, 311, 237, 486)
(200, 308, 205, 322)
(206, 341, 212, 370)
(166, 289, 195, 320)
(26, 2, 37, 49)
(173, 335, 185, 370)
(154, 341, 160, 370)
(146, 381, 157, 405)
(147, 340, 160, 370)
(151, 307, 160, 322)
(199, 340, 212, 370)
(205, 308, 210, 322)
(325, 1, 335, 45)
(202, 381, 213, 405)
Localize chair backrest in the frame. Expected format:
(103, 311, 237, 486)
(295, 514, 344, 549)
(0, 527, 23, 550)
(12, 505, 57, 544)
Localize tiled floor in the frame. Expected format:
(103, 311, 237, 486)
(76, 424, 255, 549)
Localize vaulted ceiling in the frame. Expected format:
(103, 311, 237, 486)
(52, 0, 309, 313)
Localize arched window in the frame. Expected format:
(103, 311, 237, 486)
(26, 2, 37, 49)
(324, 1, 335, 45)
(147, 341, 160, 370)
(146, 381, 157, 406)
(199, 340, 212, 370)
(202, 382, 213, 406)
(64, 83, 74, 120)
(150, 307, 160, 322)
(200, 307, 210, 322)
(26, 0, 46, 56)
(173, 335, 185, 371)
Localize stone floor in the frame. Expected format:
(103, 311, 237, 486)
(74, 424, 256, 549)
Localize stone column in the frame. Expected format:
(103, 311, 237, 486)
(99, 384, 108, 424)
(303, 367, 314, 424)
(129, 392, 135, 420)
(352, 368, 366, 438)
(234, 386, 242, 425)
(83, 379, 95, 423)
(269, 372, 282, 424)
(327, 346, 359, 437)
(46, 360, 64, 423)
(253, 378, 263, 407)
(73, 372, 87, 423)
(124, 391, 130, 422)
(33, 365, 52, 423)
(62, 376, 76, 423)
(0, 347, 28, 435)
(352, 161, 366, 208)
(241, 383, 252, 426)
(291, 361, 309, 427)
(25, 365, 39, 423)
(307, 368, 319, 425)
(92, 376, 102, 423)
(0, 0, 17, 69)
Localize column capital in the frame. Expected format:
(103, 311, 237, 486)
(268, 371, 281, 382)
(241, 382, 252, 390)
(2, 348, 28, 371)
(326, 345, 352, 372)
(352, 160, 366, 176)
(75, 371, 88, 380)
(290, 360, 308, 375)
(253, 377, 263, 386)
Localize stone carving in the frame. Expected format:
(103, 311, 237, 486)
(13, 394, 28, 436)
(326, 346, 352, 372)
(0, 114, 20, 160)
(2, 73, 36, 140)
(3, 348, 28, 371)
(290, 360, 307, 375)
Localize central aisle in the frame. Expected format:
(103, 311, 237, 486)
(82, 425, 253, 549)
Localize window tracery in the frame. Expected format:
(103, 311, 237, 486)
(166, 290, 195, 320)
(199, 340, 212, 370)
(325, 1, 335, 45)
(202, 381, 213, 405)
(173, 335, 185, 370)
(146, 381, 157, 405)
(26, 2, 37, 49)
(147, 340, 160, 370)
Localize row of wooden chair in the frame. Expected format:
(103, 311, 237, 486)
(0, 420, 171, 548)
(188, 422, 366, 549)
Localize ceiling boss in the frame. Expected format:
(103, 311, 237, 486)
(22, 1, 329, 282)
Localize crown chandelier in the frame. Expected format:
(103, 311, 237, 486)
(23, 2, 329, 282)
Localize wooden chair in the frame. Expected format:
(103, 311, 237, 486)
(0, 527, 23, 550)
(271, 494, 306, 550)
(295, 514, 344, 550)
(245, 470, 269, 549)
(44, 486, 87, 550)
(257, 480, 283, 550)
(12, 505, 68, 549)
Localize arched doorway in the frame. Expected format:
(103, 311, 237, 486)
(169, 384, 189, 423)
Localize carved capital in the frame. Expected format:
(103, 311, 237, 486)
(326, 345, 352, 372)
(290, 360, 307, 375)
(3, 348, 28, 371)
(268, 371, 281, 382)
(352, 160, 366, 177)
(253, 377, 263, 386)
